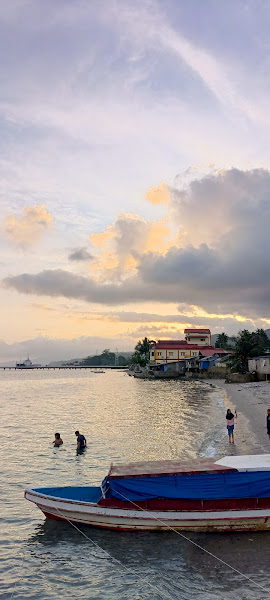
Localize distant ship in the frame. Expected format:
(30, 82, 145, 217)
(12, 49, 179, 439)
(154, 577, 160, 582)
(16, 357, 41, 369)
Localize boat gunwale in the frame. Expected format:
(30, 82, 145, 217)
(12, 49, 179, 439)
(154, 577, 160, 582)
(24, 488, 102, 507)
(24, 490, 270, 520)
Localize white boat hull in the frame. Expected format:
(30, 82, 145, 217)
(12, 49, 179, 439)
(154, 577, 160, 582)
(25, 490, 270, 532)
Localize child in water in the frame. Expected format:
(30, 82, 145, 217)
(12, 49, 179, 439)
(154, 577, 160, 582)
(53, 432, 63, 447)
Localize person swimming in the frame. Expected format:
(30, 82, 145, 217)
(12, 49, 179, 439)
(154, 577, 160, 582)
(53, 432, 63, 447)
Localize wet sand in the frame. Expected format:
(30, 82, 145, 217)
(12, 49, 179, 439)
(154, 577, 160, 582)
(208, 380, 270, 457)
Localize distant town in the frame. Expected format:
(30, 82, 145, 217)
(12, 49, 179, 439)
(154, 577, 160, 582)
(4, 327, 270, 381)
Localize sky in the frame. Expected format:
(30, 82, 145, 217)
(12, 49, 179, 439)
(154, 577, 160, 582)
(1, 0, 270, 364)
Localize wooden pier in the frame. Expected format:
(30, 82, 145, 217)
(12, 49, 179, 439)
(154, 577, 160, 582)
(0, 365, 128, 371)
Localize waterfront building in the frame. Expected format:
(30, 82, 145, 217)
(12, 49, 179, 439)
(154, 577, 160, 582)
(248, 354, 270, 380)
(184, 328, 211, 346)
(149, 329, 226, 366)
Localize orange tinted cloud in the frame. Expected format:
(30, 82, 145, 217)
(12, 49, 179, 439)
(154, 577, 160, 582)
(145, 182, 170, 205)
(4, 203, 52, 247)
(144, 219, 173, 253)
(89, 212, 178, 279)
(90, 227, 116, 248)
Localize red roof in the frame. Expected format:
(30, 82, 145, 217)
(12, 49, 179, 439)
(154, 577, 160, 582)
(199, 347, 226, 357)
(184, 328, 211, 334)
(153, 339, 186, 345)
(155, 341, 193, 349)
(153, 342, 227, 354)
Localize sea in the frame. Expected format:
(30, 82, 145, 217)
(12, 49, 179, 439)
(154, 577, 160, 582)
(1, 369, 270, 600)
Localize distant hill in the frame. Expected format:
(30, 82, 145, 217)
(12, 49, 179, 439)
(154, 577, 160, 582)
(47, 351, 133, 367)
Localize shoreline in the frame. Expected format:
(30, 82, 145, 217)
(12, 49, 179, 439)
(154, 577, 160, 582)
(208, 379, 270, 457)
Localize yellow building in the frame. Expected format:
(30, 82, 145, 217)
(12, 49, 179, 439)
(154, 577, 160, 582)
(184, 328, 211, 346)
(149, 329, 213, 365)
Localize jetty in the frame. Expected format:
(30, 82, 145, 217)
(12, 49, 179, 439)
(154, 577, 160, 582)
(0, 365, 128, 371)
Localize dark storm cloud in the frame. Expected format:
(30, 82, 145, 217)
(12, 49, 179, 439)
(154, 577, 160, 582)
(68, 247, 93, 261)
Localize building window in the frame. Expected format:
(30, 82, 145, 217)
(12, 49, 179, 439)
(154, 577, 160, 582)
(168, 352, 173, 356)
(181, 352, 185, 356)
(151, 351, 154, 357)
(157, 352, 162, 356)
(200, 338, 205, 341)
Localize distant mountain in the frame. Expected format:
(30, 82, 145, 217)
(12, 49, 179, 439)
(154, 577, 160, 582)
(47, 351, 133, 367)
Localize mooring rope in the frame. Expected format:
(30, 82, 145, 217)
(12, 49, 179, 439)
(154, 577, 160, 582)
(18, 492, 270, 599)
(43, 498, 178, 600)
(38, 491, 270, 597)
(10, 500, 174, 600)
(115, 490, 270, 595)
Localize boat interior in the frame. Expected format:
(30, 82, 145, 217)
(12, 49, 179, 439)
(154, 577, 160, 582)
(33, 486, 103, 503)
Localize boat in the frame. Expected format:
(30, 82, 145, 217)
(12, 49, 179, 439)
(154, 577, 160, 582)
(24, 454, 270, 531)
(16, 357, 41, 369)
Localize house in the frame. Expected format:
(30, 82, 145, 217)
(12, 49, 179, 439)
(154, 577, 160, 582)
(149, 340, 201, 364)
(248, 354, 270, 379)
(215, 355, 231, 369)
(149, 334, 227, 366)
(198, 353, 230, 370)
(148, 360, 186, 378)
(184, 328, 211, 346)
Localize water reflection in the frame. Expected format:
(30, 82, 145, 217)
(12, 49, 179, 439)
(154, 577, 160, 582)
(27, 518, 270, 596)
(76, 447, 87, 457)
(1, 370, 267, 600)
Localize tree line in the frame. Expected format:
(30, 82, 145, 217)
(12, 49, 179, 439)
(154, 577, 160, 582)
(80, 349, 128, 366)
(215, 329, 270, 373)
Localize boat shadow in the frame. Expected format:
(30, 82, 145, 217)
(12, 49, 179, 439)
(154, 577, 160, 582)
(27, 518, 270, 581)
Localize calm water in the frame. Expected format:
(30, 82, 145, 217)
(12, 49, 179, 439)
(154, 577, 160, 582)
(1, 370, 270, 600)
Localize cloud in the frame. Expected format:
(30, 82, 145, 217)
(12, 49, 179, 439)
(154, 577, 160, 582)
(145, 182, 170, 205)
(68, 247, 93, 261)
(171, 167, 270, 246)
(3, 168, 270, 322)
(90, 212, 174, 279)
(3, 203, 52, 247)
(112, 2, 267, 125)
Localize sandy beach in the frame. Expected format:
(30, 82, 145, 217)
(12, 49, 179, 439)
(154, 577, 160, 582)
(209, 379, 270, 457)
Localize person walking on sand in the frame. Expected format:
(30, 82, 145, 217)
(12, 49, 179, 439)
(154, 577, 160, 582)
(226, 409, 237, 444)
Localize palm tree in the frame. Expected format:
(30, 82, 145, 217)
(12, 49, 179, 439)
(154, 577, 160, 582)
(215, 333, 229, 349)
(131, 337, 151, 366)
(229, 330, 256, 373)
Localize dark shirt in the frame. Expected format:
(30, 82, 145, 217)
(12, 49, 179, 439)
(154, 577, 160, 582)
(267, 416, 270, 434)
(77, 434, 86, 448)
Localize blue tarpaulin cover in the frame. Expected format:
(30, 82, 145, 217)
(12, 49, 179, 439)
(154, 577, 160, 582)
(104, 472, 270, 501)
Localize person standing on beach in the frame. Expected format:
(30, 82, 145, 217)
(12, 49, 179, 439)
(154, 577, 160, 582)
(267, 409, 270, 438)
(226, 409, 237, 444)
